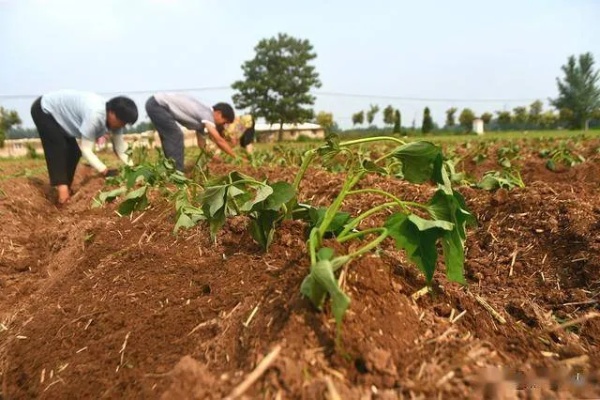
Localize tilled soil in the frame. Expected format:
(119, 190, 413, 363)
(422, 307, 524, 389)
(1, 140, 600, 399)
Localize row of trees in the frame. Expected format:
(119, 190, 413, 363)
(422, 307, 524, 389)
(443, 100, 574, 132)
(350, 105, 402, 132)
(232, 38, 599, 135)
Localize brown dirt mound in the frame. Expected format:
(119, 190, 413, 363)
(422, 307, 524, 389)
(1, 142, 600, 399)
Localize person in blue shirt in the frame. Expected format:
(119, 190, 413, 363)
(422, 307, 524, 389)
(30, 90, 138, 205)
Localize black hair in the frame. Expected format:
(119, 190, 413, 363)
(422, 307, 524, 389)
(106, 96, 138, 125)
(213, 102, 235, 123)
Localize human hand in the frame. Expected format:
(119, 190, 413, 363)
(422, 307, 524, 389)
(103, 168, 119, 177)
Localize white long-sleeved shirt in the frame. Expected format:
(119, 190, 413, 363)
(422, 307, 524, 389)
(41, 90, 131, 171)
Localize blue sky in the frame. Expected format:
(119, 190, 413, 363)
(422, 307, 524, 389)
(0, 0, 598, 128)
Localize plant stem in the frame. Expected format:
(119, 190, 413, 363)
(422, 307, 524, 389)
(337, 227, 384, 243)
(375, 150, 398, 164)
(286, 150, 316, 220)
(346, 228, 389, 259)
(338, 202, 396, 238)
(340, 136, 406, 147)
(292, 149, 316, 191)
(231, 179, 267, 187)
(346, 188, 421, 214)
(308, 228, 318, 265)
(316, 172, 364, 243)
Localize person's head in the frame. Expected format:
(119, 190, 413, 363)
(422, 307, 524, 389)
(106, 96, 138, 130)
(212, 102, 235, 125)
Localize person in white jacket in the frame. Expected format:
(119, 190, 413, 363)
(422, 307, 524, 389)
(31, 90, 138, 205)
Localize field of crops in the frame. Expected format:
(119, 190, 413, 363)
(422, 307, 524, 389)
(1, 132, 600, 399)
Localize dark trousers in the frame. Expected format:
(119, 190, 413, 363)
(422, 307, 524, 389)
(145, 96, 185, 171)
(240, 127, 255, 148)
(31, 97, 81, 187)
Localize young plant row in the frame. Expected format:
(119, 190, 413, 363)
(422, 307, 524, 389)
(94, 135, 477, 336)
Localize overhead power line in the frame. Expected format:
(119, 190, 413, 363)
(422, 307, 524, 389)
(315, 91, 545, 103)
(0, 87, 546, 103)
(0, 86, 232, 100)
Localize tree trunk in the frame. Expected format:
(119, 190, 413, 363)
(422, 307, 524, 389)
(278, 120, 284, 142)
(584, 118, 589, 131)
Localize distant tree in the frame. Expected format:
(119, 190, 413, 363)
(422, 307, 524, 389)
(529, 100, 543, 126)
(550, 52, 600, 130)
(0, 107, 22, 148)
(421, 107, 434, 133)
(512, 106, 528, 125)
(124, 121, 155, 134)
(232, 33, 322, 141)
(481, 112, 493, 125)
(315, 111, 334, 133)
(366, 104, 380, 125)
(540, 110, 558, 128)
(458, 108, 475, 132)
(7, 127, 38, 139)
(393, 109, 401, 133)
(445, 107, 457, 127)
(383, 105, 395, 126)
(352, 111, 365, 126)
(496, 110, 512, 127)
(559, 108, 575, 125)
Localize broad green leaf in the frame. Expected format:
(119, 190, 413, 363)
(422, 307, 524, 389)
(301, 259, 351, 331)
(477, 174, 502, 190)
(174, 189, 190, 210)
(300, 274, 328, 309)
(126, 167, 145, 189)
(393, 141, 442, 184)
(499, 158, 512, 168)
(428, 189, 477, 283)
(169, 171, 190, 185)
(174, 213, 194, 234)
(384, 213, 448, 283)
(118, 195, 148, 216)
(432, 155, 451, 192)
(248, 210, 279, 251)
(264, 182, 295, 210)
(290, 203, 311, 221)
(201, 186, 227, 216)
(227, 185, 246, 198)
(208, 207, 226, 243)
(241, 185, 273, 212)
(92, 187, 126, 207)
(407, 214, 454, 231)
(124, 185, 148, 200)
(308, 207, 351, 235)
(173, 207, 206, 234)
(312, 259, 351, 329)
(476, 171, 522, 191)
(118, 199, 137, 215)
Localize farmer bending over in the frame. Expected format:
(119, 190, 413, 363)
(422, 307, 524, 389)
(145, 93, 238, 171)
(31, 90, 138, 205)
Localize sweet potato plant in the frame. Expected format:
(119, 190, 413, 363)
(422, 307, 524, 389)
(94, 134, 477, 335)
